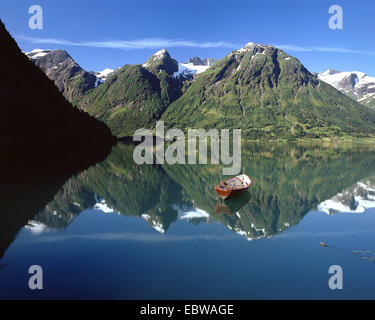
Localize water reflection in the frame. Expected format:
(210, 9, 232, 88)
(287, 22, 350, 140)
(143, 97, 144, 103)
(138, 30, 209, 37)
(3, 141, 375, 299)
(318, 174, 375, 214)
(4, 141, 375, 247)
(215, 191, 251, 215)
(0, 143, 112, 258)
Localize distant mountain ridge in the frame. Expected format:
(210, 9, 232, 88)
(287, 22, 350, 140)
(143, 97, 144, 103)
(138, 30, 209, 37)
(24, 49, 216, 100)
(318, 69, 375, 109)
(21, 40, 375, 140)
(186, 56, 219, 66)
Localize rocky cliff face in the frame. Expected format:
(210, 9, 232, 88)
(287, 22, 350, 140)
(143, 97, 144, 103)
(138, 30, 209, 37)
(186, 56, 219, 66)
(25, 49, 99, 101)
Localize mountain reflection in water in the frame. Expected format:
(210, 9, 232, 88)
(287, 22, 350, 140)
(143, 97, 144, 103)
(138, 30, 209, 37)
(2, 141, 375, 299)
(0, 143, 112, 259)
(2, 142, 375, 245)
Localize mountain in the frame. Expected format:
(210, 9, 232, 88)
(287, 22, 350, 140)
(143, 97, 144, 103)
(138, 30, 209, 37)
(76, 49, 187, 137)
(162, 42, 375, 139)
(25, 49, 99, 101)
(318, 69, 375, 109)
(0, 20, 112, 143)
(142, 48, 179, 75)
(25, 41, 375, 140)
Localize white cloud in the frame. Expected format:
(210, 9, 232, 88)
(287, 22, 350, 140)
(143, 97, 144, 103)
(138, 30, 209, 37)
(18, 35, 375, 56)
(17, 35, 237, 50)
(275, 44, 375, 55)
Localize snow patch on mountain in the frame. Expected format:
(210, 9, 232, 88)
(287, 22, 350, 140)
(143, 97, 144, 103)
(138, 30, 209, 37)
(25, 49, 52, 59)
(176, 56, 219, 76)
(94, 68, 114, 81)
(235, 42, 270, 54)
(154, 48, 167, 58)
(179, 63, 210, 74)
(173, 62, 210, 78)
(318, 69, 375, 103)
(93, 195, 118, 214)
(142, 49, 168, 68)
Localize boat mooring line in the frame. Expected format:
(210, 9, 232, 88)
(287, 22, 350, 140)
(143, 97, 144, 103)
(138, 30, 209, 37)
(320, 242, 375, 264)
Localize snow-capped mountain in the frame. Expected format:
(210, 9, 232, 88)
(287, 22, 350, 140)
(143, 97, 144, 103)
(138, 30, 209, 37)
(142, 48, 179, 75)
(318, 69, 375, 108)
(142, 48, 195, 81)
(94, 68, 114, 81)
(179, 56, 219, 75)
(317, 177, 375, 215)
(25, 48, 52, 59)
(25, 48, 118, 101)
(142, 50, 217, 77)
(25, 49, 100, 100)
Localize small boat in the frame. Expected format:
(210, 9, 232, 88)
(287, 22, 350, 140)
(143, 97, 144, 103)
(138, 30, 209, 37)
(214, 174, 252, 199)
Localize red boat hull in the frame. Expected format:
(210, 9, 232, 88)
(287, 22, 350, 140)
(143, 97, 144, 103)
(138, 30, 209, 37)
(214, 174, 252, 199)
(215, 186, 249, 198)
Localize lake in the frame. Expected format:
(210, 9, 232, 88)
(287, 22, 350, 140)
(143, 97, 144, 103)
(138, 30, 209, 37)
(1, 142, 375, 299)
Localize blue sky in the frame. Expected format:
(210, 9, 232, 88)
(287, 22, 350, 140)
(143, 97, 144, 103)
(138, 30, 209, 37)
(1, 0, 375, 74)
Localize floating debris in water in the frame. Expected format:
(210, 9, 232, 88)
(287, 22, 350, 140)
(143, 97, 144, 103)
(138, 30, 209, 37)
(320, 242, 375, 264)
(352, 250, 375, 264)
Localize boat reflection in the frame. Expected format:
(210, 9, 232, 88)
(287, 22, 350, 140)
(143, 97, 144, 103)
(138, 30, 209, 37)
(215, 191, 252, 215)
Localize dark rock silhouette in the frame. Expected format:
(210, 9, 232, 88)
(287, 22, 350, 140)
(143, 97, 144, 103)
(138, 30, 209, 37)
(0, 20, 113, 145)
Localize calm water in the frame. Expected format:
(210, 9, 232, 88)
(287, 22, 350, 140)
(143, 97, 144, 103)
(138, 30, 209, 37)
(1, 142, 375, 299)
